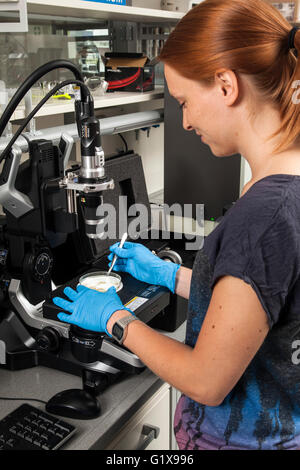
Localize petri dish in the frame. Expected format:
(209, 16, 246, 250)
(79, 271, 123, 293)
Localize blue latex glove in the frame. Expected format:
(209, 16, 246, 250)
(53, 285, 133, 336)
(108, 242, 180, 294)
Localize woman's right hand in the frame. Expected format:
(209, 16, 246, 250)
(107, 242, 180, 293)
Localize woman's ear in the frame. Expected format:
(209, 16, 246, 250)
(215, 70, 239, 106)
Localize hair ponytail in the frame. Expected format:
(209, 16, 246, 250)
(273, 29, 300, 152)
(159, 0, 300, 153)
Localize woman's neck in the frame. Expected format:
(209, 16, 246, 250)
(237, 103, 300, 184)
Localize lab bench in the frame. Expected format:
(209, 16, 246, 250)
(0, 322, 186, 450)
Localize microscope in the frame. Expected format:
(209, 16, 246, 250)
(0, 60, 197, 419)
(0, 60, 193, 419)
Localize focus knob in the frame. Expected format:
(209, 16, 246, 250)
(157, 249, 182, 265)
(36, 327, 61, 353)
(32, 250, 53, 282)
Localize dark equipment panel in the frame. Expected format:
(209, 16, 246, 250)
(164, 84, 241, 221)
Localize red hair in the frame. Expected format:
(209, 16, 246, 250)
(159, 0, 300, 153)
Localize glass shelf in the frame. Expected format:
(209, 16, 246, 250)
(27, 0, 184, 24)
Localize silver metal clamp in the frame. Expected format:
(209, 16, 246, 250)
(0, 145, 34, 218)
(59, 172, 115, 194)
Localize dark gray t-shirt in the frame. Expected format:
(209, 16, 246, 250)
(174, 174, 300, 450)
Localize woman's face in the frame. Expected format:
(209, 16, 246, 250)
(164, 64, 239, 157)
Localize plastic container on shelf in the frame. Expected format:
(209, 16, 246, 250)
(0, 84, 20, 126)
(0, 81, 7, 117)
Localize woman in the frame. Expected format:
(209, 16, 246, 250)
(54, 0, 300, 450)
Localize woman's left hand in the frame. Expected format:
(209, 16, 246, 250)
(53, 285, 132, 336)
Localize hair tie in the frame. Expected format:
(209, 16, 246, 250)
(288, 27, 299, 50)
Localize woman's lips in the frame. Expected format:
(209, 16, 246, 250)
(195, 131, 206, 142)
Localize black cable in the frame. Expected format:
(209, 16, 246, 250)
(0, 79, 90, 164)
(0, 396, 47, 405)
(118, 133, 128, 153)
(0, 60, 85, 138)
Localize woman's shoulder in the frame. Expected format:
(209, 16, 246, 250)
(211, 174, 300, 247)
(204, 174, 300, 272)
(234, 174, 300, 221)
(241, 173, 300, 198)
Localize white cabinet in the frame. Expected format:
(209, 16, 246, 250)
(106, 383, 172, 450)
(170, 387, 181, 450)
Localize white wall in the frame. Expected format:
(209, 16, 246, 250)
(98, 99, 165, 197)
(240, 157, 252, 194)
(101, 124, 164, 197)
(126, 124, 164, 195)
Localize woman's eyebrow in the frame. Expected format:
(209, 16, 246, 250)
(172, 94, 184, 102)
(167, 87, 183, 100)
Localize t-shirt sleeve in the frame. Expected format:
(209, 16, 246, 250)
(209, 207, 300, 329)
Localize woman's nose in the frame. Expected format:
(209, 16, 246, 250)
(182, 112, 193, 131)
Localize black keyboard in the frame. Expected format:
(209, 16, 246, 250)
(0, 403, 76, 450)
